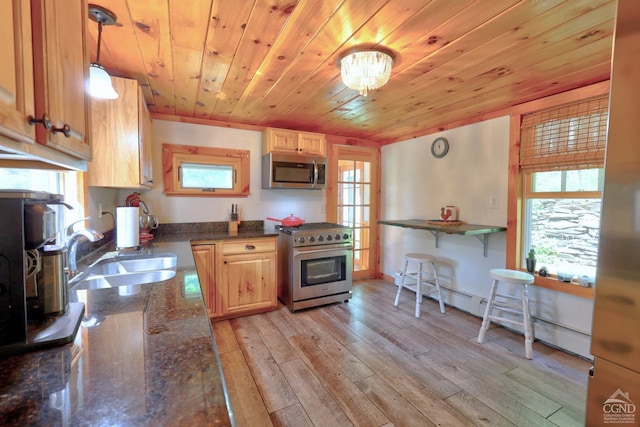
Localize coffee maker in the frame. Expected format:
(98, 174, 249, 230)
(0, 190, 84, 357)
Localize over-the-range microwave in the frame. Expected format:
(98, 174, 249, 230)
(262, 152, 326, 190)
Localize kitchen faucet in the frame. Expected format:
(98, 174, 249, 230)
(66, 217, 104, 278)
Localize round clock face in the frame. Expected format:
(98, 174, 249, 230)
(431, 137, 449, 158)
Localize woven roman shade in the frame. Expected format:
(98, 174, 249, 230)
(520, 95, 608, 172)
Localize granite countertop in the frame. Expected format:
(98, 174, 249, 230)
(0, 222, 278, 426)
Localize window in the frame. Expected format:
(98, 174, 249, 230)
(519, 94, 607, 283)
(524, 169, 603, 278)
(162, 143, 250, 196)
(0, 168, 84, 243)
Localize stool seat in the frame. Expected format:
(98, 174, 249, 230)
(477, 268, 535, 359)
(394, 252, 445, 318)
(489, 268, 535, 285)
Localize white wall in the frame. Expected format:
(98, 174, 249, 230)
(115, 120, 327, 229)
(380, 116, 594, 359)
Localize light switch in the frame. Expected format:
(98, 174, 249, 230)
(489, 195, 499, 209)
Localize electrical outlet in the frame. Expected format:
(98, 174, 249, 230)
(98, 203, 103, 218)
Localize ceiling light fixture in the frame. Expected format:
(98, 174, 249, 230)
(339, 47, 394, 97)
(88, 4, 118, 99)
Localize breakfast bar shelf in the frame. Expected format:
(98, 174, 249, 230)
(378, 219, 507, 257)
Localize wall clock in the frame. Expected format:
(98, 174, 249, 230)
(431, 137, 449, 158)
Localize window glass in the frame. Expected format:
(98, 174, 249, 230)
(524, 168, 602, 279)
(181, 163, 233, 190)
(0, 169, 83, 243)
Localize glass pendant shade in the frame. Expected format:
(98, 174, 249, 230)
(89, 63, 118, 99)
(340, 50, 393, 97)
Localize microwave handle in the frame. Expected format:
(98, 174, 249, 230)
(313, 160, 318, 188)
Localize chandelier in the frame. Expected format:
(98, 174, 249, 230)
(340, 48, 394, 97)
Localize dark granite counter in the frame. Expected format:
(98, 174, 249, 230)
(0, 222, 278, 426)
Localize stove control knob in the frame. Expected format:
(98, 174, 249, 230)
(317, 235, 324, 242)
(335, 234, 341, 240)
(309, 236, 315, 242)
(343, 233, 350, 240)
(326, 235, 333, 241)
(298, 237, 305, 244)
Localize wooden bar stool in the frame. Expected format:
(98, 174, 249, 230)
(477, 268, 535, 359)
(394, 253, 445, 318)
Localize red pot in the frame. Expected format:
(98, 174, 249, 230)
(267, 214, 305, 227)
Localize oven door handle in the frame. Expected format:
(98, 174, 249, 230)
(293, 245, 353, 256)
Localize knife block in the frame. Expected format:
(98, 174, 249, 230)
(228, 214, 238, 236)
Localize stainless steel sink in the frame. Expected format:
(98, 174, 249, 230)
(81, 256, 177, 276)
(71, 270, 176, 291)
(69, 254, 177, 291)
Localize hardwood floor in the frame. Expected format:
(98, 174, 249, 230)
(213, 279, 591, 426)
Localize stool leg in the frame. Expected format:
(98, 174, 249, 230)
(522, 284, 533, 359)
(415, 262, 422, 318)
(431, 260, 445, 314)
(477, 279, 499, 344)
(394, 258, 408, 307)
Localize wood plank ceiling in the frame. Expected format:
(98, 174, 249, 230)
(88, 0, 616, 144)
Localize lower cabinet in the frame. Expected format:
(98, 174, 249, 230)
(191, 237, 277, 320)
(191, 243, 219, 318)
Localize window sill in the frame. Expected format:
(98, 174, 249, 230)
(531, 274, 594, 299)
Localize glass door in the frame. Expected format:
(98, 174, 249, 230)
(328, 146, 379, 279)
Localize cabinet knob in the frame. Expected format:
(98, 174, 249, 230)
(52, 124, 72, 138)
(28, 114, 52, 131)
(245, 245, 256, 250)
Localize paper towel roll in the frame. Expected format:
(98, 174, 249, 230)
(116, 207, 140, 248)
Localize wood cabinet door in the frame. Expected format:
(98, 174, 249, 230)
(264, 128, 298, 154)
(0, 0, 35, 145)
(31, 0, 91, 160)
(298, 132, 326, 156)
(139, 86, 153, 187)
(88, 77, 147, 188)
(221, 252, 276, 314)
(192, 244, 219, 318)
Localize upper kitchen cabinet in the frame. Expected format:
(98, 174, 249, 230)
(263, 127, 326, 157)
(31, 0, 91, 160)
(0, 0, 87, 170)
(88, 77, 153, 189)
(0, 0, 35, 147)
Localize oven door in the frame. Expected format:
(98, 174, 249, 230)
(291, 244, 353, 302)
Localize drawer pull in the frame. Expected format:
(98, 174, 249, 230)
(245, 244, 256, 250)
(28, 114, 52, 131)
(52, 123, 72, 138)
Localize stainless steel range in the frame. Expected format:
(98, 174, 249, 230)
(276, 222, 353, 312)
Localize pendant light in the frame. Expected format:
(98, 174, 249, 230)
(88, 4, 118, 99)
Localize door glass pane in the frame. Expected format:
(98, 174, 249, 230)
(354, 249, 369, 271)
(353, 206, 370, 227)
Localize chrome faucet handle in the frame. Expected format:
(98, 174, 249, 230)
(65, 216, 93, 237)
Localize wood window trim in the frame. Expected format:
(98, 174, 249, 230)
(506, 81, 610, 300)
(162, 143, 250, 197)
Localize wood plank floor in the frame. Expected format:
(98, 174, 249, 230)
(213, 279, 591, 427)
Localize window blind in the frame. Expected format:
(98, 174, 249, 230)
(520, 95, 608, 172)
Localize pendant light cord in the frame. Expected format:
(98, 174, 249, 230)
(96, 21, 103, 64)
